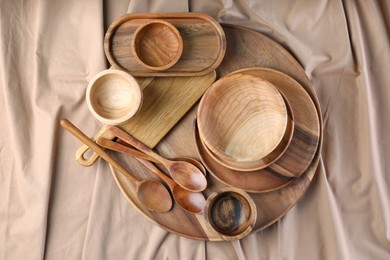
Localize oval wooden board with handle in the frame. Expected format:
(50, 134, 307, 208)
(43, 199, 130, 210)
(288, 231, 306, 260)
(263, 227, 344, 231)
(108, 24, 323, 240)
(105, 12, 226, 77)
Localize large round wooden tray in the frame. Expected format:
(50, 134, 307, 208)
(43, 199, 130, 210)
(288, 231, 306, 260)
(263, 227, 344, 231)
(108, 24, 323, 241)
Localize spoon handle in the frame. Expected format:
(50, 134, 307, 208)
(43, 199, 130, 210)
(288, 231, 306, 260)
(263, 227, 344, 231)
(60, 119, 140, 185)
(97, 137, 157, 162)
(106, 125, 166, 162)
(96, 138, 175, 187)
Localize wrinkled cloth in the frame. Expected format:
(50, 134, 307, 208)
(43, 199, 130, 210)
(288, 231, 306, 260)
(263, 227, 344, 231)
(0, 0, 389, 259)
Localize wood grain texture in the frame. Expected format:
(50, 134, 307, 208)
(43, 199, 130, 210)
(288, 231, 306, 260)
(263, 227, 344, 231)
(97, 138, 206, 214)
(228, 68, 320, 177)
(200, 92, 294, 172)
(60, 119, 172, 213)
(109, 105, 310, 240)
(217, 25, 322, 178)
(86, 69, 142, 125)
(105, 13, 226, 77)
(76, 71, 216, 167)
(195, 122, 294, 193)
(106, 125, 207, 193)
(204, 187, 257, 240)
(131, 20, 183, 71)
(105, 25, 323, 240)
(197, 73, 288, 163)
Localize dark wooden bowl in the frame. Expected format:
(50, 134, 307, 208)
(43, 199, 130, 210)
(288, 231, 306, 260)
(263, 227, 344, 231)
(204, 187, 257, 240)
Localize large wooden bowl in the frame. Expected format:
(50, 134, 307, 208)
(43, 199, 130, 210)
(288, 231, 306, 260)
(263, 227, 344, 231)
(197, 73, 288, 163)
(131, 20, 183, 71)
(227, 68, 320, 178)
(201, 92, 295, 172)
(86, 69, 142, 125)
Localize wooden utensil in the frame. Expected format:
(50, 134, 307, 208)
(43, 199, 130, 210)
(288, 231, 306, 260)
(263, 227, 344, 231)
(105, 12, 226, 77)
(106, 125, 207, 192)
(174, 157, 207, 177)
(197, 73, 288, 163)
(60, 119, 172, 213)
(201, 92, 294, 172)
(86, 69, 142, 125)
(131, 20, 183, 71)
(204, 187, 257, 241)
(76, 70, 216, 167)
(96, 138, 206, 214)
(114, 139, 207, 176)
(105, 24, 323, 241)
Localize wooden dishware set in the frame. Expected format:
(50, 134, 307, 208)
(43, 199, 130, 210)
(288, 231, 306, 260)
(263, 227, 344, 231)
(61, 13, 322, 241)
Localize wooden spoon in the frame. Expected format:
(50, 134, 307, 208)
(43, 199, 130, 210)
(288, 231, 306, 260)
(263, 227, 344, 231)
(113, 139, 207, 176)
(106, 125, 207, 192)
(97, 138, 206, 214)
(60, 119, 172, 213)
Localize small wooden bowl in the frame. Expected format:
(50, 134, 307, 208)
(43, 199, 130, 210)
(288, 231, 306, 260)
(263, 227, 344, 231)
(204, 187, 257, 240)
(131, 20, 183, 71)
(201, 92, 294, 172)
(197, 73, 288, 163)
(86, 69, 142, 125)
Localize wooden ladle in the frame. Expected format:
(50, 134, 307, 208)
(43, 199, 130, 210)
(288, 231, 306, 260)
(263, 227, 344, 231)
(97, 138, 206, 214)
(60, 119, 172, 213)
(106, 125, 208, 192)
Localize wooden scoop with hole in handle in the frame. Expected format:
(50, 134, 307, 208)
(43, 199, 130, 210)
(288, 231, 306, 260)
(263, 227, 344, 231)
(60, 119, 172, 213)
(96, 137, 206, 214)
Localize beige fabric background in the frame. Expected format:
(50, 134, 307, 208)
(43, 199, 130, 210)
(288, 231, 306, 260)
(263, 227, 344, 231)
(1, 0, 389, 259)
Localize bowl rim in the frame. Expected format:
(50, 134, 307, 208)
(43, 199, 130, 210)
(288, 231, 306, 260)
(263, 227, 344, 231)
(194, 121, 294, 193)
(86, 69, 142, 125)
(197, 73, 288, 163)
(131, 19, 183, 71)
(203, 187, 257, 240)
(201, 91, 295, 172)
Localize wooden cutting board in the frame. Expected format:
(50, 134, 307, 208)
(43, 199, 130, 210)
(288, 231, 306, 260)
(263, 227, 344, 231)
(76, 71, 216, 167)
(107, 24, 323, 240)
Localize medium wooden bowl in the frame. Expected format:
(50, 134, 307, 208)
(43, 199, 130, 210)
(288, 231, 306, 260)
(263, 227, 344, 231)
(197, 73, 288, 163)
(204, 187, 257, 240)
(131, 20, 183, 71)
(86, 69, 142, 125)
(201, 93, 295, 172)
